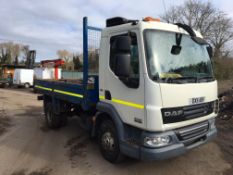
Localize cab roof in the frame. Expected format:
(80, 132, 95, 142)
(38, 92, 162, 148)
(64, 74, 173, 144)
(103, 17, 202, 38)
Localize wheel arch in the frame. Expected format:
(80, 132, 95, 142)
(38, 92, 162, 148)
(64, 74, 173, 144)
(94, 102, 124, 140)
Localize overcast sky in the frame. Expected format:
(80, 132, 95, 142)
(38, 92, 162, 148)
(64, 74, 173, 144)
(0, 0, 232, 61)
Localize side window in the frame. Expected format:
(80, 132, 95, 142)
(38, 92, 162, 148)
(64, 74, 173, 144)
(110, 32, 139, 88)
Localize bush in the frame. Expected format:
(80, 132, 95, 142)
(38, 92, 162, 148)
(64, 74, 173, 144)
(213, 58, 233, 80)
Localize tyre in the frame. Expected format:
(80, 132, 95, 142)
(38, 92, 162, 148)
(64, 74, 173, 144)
(44, 103, 61, 129)
(60, 114, 68, 126)
(24, 83, 30, 88)
(33, 88, 38, 93)
(98, 120, 123, 163)
(2, 83, 6, 88)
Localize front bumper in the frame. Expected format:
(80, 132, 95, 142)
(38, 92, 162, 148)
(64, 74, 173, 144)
(120, 119, 217, 161)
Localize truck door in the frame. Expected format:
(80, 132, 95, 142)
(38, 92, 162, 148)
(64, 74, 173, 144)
(100, 31, 145, 129)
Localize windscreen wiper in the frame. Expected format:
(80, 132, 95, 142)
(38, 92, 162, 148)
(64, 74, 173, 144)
(160, 76, 197, 83)
(197, 76, 214, 82)
(171, 76, 197, 83)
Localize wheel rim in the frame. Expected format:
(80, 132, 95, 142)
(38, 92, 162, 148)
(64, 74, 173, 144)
(101, 132, 115, 151)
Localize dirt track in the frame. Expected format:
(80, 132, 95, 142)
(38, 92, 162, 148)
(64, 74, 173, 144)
(0, 88, 232, 175)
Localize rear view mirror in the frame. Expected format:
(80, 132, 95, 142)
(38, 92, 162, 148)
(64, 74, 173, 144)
(171, 45, 182, 55)
(171, 33, 182, 55)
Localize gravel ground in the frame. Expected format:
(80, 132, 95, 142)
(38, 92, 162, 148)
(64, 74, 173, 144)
(0, 110, 11, 136)
(0, 88, 232, 175)
(216, 79, 233, 175)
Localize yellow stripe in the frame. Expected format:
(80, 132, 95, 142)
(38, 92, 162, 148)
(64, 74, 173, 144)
(99, 95, 105, 100)
(54, 89, 83, 98)
(112, 98, 144, 109)
(35, 85, 83, 98)
(35, 85, 52, 91)
(36, 86, 142, 108)
(99, 95, 144, 109)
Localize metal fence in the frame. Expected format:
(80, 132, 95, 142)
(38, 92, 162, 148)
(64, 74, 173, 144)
(83, 17, 102, 89)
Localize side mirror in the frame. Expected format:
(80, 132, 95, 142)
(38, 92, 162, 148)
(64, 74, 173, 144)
(206, 45, 213, 59)
(114, 53, 131, 78)
(112, 36, 131, 52)
(112, 36, 131, 78)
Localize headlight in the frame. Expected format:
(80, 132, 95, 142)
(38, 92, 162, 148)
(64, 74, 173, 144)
(209, 118, 216, 130)
(144, 135, 172, 147)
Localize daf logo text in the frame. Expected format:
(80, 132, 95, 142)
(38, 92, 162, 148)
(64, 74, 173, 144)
(164, 110, 183, 117)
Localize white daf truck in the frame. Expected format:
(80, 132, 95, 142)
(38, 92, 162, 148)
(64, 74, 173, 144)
(35, 17, 218, 163)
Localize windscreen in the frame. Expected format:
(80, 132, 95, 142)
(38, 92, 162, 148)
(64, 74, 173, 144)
(144, 30, 214, 83)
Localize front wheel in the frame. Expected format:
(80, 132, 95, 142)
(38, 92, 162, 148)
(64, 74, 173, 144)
(98, 120, 123, 163)
(44, 103, 61, 129)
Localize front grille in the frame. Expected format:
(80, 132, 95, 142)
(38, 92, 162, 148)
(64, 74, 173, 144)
(162, 101, 214, 124)
(183, 102, 214, 120)
(175, 121, 209, 146)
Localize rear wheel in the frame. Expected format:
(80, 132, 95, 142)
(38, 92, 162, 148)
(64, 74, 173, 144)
(24, 83, 30, 88)
(60, 114, 68, 126)
(44, 103, 61, 129)
(1, 83, 6, 88)
(98, 120, 123, 163)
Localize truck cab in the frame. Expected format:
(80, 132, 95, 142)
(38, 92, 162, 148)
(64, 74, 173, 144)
(97, 17, 217, 161)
